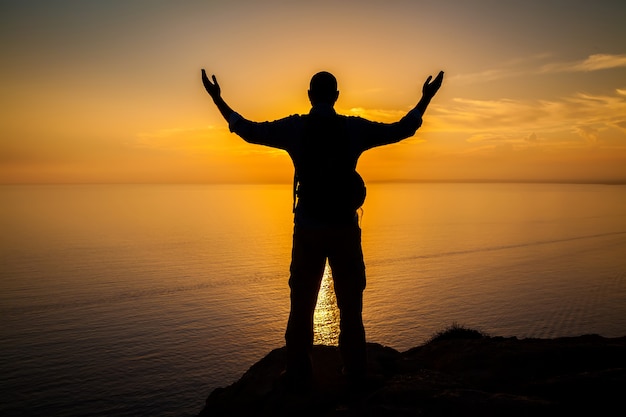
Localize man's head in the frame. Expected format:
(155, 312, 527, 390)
(308, 71, 339, 106)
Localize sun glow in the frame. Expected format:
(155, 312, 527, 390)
(1, 2, 625, 184)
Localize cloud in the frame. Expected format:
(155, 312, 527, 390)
(464, 132, 542, 155)
(455, 53, 626, 84)
(614, 120, 626, 132)
(452, 54, 550, 84)
(525, 132, 538, 142)
(436, 98, 545, 131)
(441, 89, 626, 132)
(540, 54, 626, 73)
(432, 88, 626, 157)
(452, 68, 514, 83)
(575, 125, 599, 145)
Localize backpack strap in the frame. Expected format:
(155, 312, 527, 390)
(292, 171, 298, 213)
(291, 114, 308, 213)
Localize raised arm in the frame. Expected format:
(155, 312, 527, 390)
(355, 71, 445, 151)
(201, 69, 234, 122)
(414, 71, 444, 116)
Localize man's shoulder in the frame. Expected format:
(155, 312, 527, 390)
(278, 113, 303, 120)
(263, 113, 304, 126)
(341, 114, 375, 126)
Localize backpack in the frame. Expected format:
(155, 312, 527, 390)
(292, 113, 366, 223)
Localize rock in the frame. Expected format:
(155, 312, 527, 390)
(197, 333, 626, 416)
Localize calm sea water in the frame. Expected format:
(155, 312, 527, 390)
(1, 183, 625, 416)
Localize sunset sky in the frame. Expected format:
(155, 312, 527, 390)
(1, 0, 625, 184)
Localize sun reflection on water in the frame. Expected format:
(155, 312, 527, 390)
(313, 263, 340, 346)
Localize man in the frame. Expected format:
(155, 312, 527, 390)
(201, 68, 443, 388)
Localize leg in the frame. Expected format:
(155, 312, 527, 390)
(327, 225, 367, 378)
(285, 226, 326, 382)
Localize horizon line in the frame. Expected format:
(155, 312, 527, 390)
(2, 179, 626, 186)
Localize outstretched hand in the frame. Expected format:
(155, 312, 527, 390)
(201, 69, 221, 101)
(422, 71, 444, 99)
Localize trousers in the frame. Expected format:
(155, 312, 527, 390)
(285, 222, 367, 379)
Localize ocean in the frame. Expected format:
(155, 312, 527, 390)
(1, 183, 625, 416)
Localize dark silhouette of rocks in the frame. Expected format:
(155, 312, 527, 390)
(198, 328, 626, 416)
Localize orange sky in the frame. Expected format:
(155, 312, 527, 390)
(1, 0, 625, 184)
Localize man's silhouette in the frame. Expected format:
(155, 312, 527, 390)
(202, 68, 444, 388)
